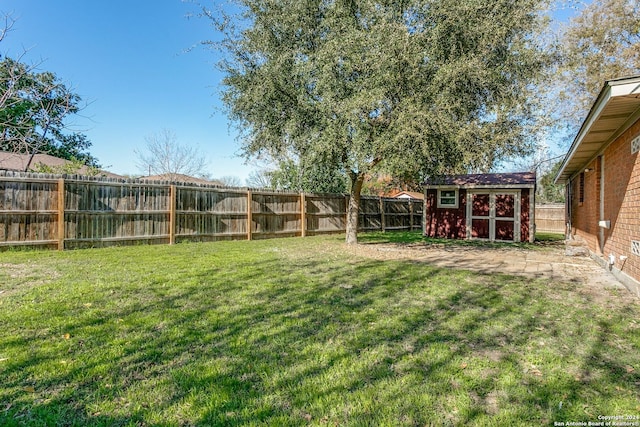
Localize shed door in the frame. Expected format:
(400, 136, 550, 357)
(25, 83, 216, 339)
(466, 191, 521, 242)
(470, 193, 491, 239)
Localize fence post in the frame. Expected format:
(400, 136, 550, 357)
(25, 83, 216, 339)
(409, 199, 414, 231)
(247, 190, 253, 240)
(169, 185, 176, 245)
(380, 197, 386, 232)
(300, 193, 306, 237)
(57, 178, 65, 250)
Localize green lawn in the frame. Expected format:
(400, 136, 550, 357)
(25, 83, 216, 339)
(1, 234, 638, 426)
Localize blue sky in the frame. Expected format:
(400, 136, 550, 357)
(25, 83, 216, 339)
(1, 1, 585, 181)
(1, 0, 248, 180)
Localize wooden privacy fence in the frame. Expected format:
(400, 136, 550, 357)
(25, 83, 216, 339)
(534, 204, 565, 233)
(0, 171, 423, 250)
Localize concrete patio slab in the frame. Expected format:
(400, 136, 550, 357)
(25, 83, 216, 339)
(351, 243, 628, 295)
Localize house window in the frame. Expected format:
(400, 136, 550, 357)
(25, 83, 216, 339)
(579, 172, 584, 205)
(632, 134, 640, 154)
(437, 189, 458, 208)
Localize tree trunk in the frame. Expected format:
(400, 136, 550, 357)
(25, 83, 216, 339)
(345, 172, 365, 245)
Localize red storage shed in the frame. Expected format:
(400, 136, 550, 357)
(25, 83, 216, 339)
(423, 172, 536, 243)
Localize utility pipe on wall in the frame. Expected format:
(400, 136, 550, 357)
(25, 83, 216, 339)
(599, 155, 605, 255)
(566, 179, 572, 239)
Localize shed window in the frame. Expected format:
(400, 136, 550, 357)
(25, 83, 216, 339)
(437, 189, 458, 208)
(632, 134, 640, 154)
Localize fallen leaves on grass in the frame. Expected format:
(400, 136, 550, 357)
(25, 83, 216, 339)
(525, 366, 543, 377)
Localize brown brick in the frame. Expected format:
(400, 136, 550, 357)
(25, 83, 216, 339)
(570, 120, 640, 282)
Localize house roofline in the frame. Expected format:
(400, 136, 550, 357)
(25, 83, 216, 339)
(554, 75, 640, 185)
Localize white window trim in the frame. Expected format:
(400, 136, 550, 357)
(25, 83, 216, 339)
(437, 188, 459, 209)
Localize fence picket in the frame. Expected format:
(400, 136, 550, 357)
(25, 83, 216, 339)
(0, 171, 428, 249)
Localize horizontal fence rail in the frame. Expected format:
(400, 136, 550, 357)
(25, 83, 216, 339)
(0, 171, 424, 250)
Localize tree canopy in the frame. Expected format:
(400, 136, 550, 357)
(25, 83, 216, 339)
(0, 56, 98, 167)
(269, 156, 348, 193)
(537, 160, 564, 203)
(550, 0, 640, 137)
(205, 0, 553, 243)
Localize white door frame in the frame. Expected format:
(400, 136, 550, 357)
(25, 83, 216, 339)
(466, 190, 521, 242)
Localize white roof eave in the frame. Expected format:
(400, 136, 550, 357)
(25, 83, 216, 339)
(554, 76, 640, 185)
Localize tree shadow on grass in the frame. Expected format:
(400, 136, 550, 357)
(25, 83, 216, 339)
(0, 244, 639, 425)
(358, 230, 565, 250)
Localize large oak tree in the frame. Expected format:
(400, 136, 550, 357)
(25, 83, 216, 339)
(205, 0, 552, 243)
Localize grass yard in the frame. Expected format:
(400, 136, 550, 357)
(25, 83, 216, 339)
(1, 234, 639, 426)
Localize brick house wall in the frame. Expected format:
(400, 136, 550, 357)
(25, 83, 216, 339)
(571, 119, 640, 283)
(570, 157, 601, 253)
(603, 119, 640, 281)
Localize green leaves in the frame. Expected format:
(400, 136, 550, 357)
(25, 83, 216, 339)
(269, 156, 348, 193)
(214, 0, 549, 174)
(0, 56, 96, 166)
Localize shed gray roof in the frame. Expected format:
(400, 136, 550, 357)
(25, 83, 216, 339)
(424, 172, 536, 188)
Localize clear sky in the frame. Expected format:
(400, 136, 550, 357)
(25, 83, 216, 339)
(0, 1, 586, 181)
(0, 0, 250, 180)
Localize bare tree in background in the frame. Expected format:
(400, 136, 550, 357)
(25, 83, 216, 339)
(216, 175, 243, 187)
(540, 0, 640, 146)
(245, 169, 273, 189)
(135, 129, 208, 181)
(0, 12, 15, 44)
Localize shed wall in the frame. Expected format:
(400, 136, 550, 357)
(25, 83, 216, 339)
(521, 189, 531, 242)
(424, 189, 467, 239)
